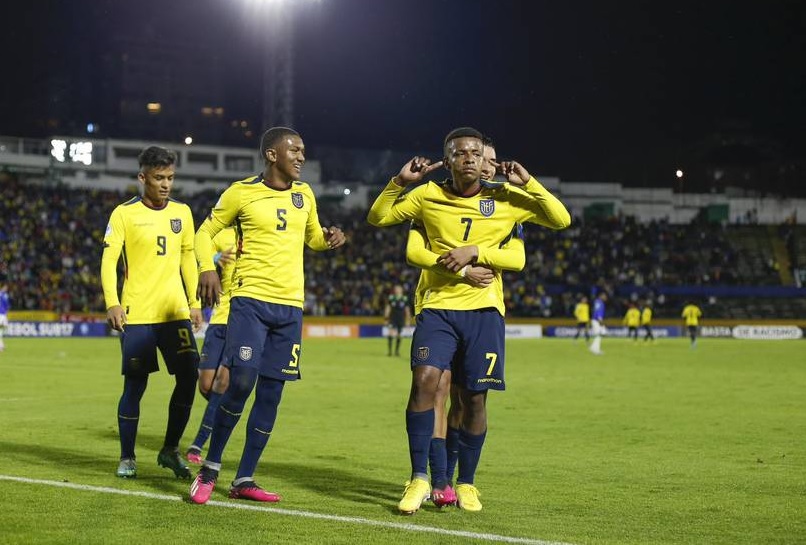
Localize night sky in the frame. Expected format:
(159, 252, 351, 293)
(2, 0, 804, 190)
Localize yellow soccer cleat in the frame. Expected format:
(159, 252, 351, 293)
(398, 478, 431, 515)
(455, 483, 483, 512)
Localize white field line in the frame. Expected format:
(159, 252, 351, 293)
(0, 474, 575, 545)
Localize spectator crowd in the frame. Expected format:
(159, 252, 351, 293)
(0, 179, 792, 320)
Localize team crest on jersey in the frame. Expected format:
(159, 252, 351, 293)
(291, 192, 304, 209)
(239, 346, 253, 361)
(416, 346, 430, 361)
(170, 218, 182, 233)
(479, 199, 495, 217)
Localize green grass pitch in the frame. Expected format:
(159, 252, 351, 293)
(0, 337, 804, 544)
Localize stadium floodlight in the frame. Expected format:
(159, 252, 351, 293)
(241, 0, 322, 129)
(69, 142, 93, 166)
(50, 139, 67, 162)
(184, 136, 194, 145)
(343, 188, 351, 195)
(676, 169, 684, 178)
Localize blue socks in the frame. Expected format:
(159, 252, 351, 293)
(235, 376, 285, 480)
(118, 375, 148, 459)
(164, 369, 197, 450)
(406, 409, 434, 479)
(429, 438, 448, 489)
(191, 390, 223, 450)
(445, 426, 461, 483)
(205, 367, 258, 466)
(456, 429, 487, 485)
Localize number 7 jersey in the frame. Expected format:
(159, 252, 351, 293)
(368, 178, 570, 315)
(101, 197, 199, 324)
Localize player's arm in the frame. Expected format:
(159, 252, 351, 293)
(100, 208, 126, 331)
(196, 187, 239, 306)
(367, 158, 441, 227)
(497, 161, 570, 229)
(180, 207, 202, 330)
(437, 227, 526, 273)
(406, 224, 495, 287)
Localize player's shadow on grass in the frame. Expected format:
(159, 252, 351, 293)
(0, 437, 195, 496)
(268, 460, 401, 512)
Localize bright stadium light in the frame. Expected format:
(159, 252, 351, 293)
(343, 188, 351, 195)
(184, 136, 194, 145)
(50, 139, 67, 162)
(69, 142, 93, 166)
(676, 169, 684, 178)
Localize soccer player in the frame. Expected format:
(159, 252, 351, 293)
(0, 280, 9, 352)
(641, 300, 655, 341)
(190, 127, 346, 504)
(384, 284, 411, 357)
(405, 137, 526, 507)
(589, 292, 607, 355)
(573, 295, 590, 342)
(101, 146, 203, 479)
(623, 303, 640, 341)
(682, 301, 702, 347)
(367, 126, 570, 514)
(186, 227, 236, 465)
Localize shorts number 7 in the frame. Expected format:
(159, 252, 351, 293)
(485, 352, 498, 376)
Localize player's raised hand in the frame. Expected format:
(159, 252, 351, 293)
(465, 265, 494, 288)
(394, 156, 443, 186)
(323, 226, 346, 249)
(107, 305, 127, 332)
(197, 270, 222, 308)
(498, 161, 531, 186)
(438, 245, 479, 273)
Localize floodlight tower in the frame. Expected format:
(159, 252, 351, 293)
(262, 2, 294, 129)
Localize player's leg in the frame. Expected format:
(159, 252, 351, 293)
(116, 325, 159, 478)
(187, 325, 228, 463)
(445, 382, 463, 484)
(429, 368, 456, 506)
(0, 315, 6, 350)
(394, 323, 403, 356)
(399, 309, 456, 515)
(453, 309, 505, 512)
(228, 303, 301, 502)
(191, 298, 267, 504)
(156, 320, 199, 479)
(590, 320, 603, 354)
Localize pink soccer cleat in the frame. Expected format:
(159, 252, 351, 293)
(185, 448, 203, 465)
(228, 481, 281, 502)
(431, 484, 458, 507)
(189, 467, 218, 504)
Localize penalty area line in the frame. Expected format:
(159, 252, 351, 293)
(0, 474, 574, 545)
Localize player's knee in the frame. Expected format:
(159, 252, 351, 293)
(228, 367, 258, 401)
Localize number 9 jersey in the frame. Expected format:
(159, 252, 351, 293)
(101, 196, 199, 324)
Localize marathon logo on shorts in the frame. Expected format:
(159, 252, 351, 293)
(239, 346, 253, 361)
(416, 346, 430, 361)
(170, 218, 182, 233)
(291, 192, 304, 209)
(479, 199, 495, 217)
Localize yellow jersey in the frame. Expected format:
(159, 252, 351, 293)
(623, 308, 641, 327)
(640, 307, 652, 325)
(208, 227, 237, 326)
(407, 221, 525, 316)
(101, 197, 200, 324)
(196, 175, 330, 309)
(368, 177, 569, 315)
(574, 302, 590, 322)
(682, 304, 702, 326)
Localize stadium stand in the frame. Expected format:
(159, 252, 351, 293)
(2, 176, 804, 320)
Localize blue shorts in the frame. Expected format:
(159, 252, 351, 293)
(199, 324, 227, 371)
(223, 297, 303, 381)
(119, 320, 199, 376)
(411, 308, 505, 391)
